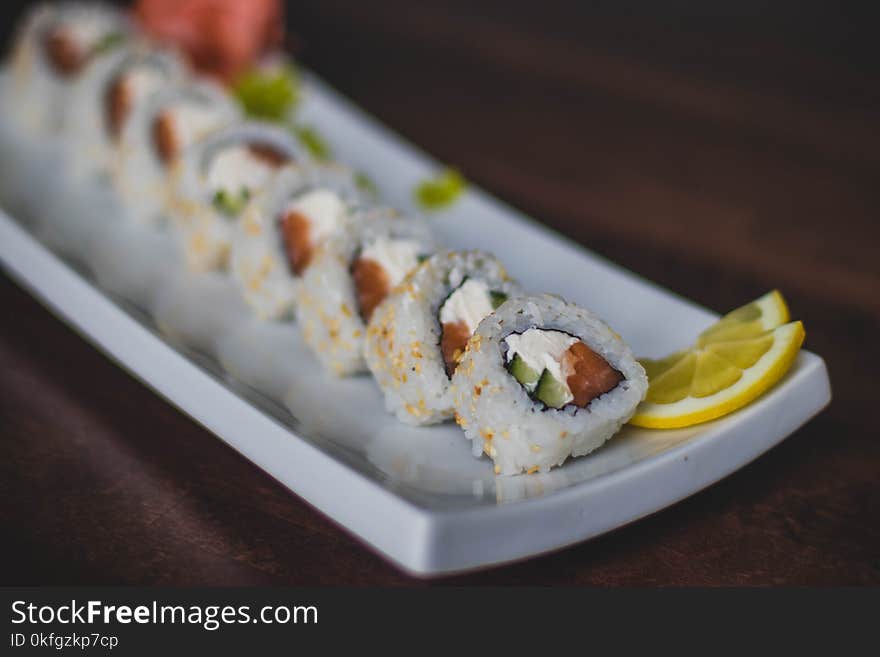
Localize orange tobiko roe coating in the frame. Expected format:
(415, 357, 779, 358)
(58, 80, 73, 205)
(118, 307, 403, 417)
(134, 0, 283, 81)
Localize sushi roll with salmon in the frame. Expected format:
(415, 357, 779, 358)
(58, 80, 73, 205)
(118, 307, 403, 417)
(230, 163, 367, 320)
(7, 3, 132, 135)
(115, 81, 240, 224)
(63, 44, 186, 176)
(365, 250, 522, 425)
(168, 121, 309, 271)
(452, 294, 648, 475)
(297, 208, 436, 376)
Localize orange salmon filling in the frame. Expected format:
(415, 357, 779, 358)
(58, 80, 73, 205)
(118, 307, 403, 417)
(279, 210, 313, 276)
(247, 143, 289, 167)
(563, 341, 623, 407)
(440, 320, 471, 377)
(152, 111, 177, 164)
(352, 258, 390, 322)
(105, 75, 130, 139)
(44, 29, 85, 76)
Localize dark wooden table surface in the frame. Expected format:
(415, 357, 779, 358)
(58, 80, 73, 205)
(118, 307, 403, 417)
(2, 1, 878, 585)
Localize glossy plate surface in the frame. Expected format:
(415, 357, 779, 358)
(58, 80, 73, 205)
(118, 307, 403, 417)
(0, 71, 831, 575)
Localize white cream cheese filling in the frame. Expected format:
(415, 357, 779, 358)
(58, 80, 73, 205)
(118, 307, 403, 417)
(439, 279, 494, 334)
(163, 103, 227, 153)
(206, 145, 277, 197)
(62, 17, 115, 52)
(504, 328, 578, 400)
(359, 237, 423, 287)
(119, 65, 166, 108)
(281, 188, 346, 246)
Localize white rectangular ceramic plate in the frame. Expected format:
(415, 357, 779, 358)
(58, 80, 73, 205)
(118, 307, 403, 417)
(0, 71, 831, 576)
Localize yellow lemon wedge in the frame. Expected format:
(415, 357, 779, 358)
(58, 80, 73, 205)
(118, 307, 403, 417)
(630, 291, 804, 429)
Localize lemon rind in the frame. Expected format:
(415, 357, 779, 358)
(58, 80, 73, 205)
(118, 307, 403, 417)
(755, 289, 790, 330)
(630, 321, 805, 429)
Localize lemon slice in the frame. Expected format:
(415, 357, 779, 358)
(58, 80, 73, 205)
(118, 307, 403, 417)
(630, 291, 804, 429)
(696, 289, 789, 344)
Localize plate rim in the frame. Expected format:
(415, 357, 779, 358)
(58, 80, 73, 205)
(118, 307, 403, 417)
(0, 207, 831, 575)
(0, 68, 832, 575)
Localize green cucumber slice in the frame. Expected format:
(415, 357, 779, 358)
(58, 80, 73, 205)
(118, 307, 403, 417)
(213, 188, 250, 216)
(535, 369, 570, 408)
(508, 354, 540, 388)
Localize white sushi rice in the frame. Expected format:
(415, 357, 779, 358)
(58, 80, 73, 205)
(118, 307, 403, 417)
(6, 3, 132, 136)
(451, 293, 648, 475)
(230, 163, 367, 320)
(114, 81, 240, 225)
(6, 3, 64, 134)
(365, 250, 521, 425)
(296, 208, 435, 376)
(168, 121, 310, 271)
(0, 4, 663, 480)
(63, 46, 185, 179)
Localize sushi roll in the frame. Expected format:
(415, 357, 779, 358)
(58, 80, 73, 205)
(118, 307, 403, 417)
(7, 3, 132, 135)
(168, 121, 309, 271)
(230, 163, 368, 320)
(115, 81, 240, 224)
(452, 294, 648, 475)
(365, 250, 522, 425)
(297, 208, 436, 376)
(63, 45, 186, 176)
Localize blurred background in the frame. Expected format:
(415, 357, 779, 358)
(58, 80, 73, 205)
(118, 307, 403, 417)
(1, 1, 878, 584)
(5, 1, 876, 335)
(2, 1, 877, 325)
